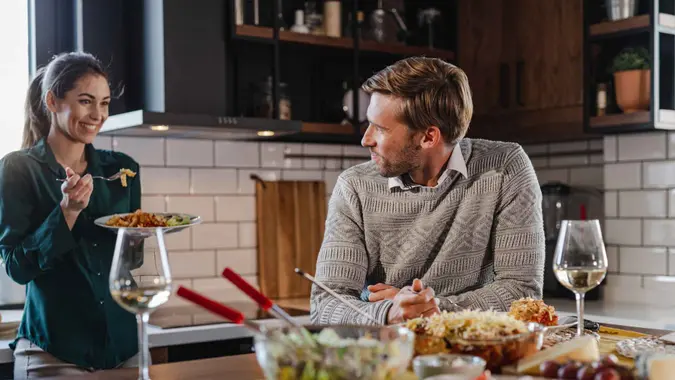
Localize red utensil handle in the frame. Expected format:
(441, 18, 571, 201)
(222, 267, 273, 310)
(176, 286, 245, 324)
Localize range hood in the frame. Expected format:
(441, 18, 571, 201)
(101, 110, 302, 140)
(97, 0, 302, 140)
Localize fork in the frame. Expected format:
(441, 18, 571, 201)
(56, 172, 122, 182)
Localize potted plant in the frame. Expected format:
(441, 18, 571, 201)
(608, 47, 651, 113)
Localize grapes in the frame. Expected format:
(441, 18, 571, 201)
(558, 362, 581, 379)
(576, 365, 596, 380)
(537, 356, 634, 380)
(594, 368, 621, 380)
(540, 361, 561, 378)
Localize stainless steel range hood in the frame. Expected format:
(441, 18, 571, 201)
(100, 110, 302, 140)
(98, 0, 302, 141)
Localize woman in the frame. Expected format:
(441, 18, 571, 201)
(0, 52, 141, 378)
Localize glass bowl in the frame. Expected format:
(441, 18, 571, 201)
(413, 322, 545, 371)
(412, 353, 486, 379)
(254, 324, 415, 380)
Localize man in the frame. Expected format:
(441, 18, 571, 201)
(310, 56, 545, 325)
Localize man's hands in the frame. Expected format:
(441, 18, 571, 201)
(367, 283, 399, 302)
(383, 279, 440, 325)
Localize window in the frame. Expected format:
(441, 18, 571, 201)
(0, 0, 30, 158)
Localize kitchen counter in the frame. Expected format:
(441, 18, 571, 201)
(0, 298, 672, 365)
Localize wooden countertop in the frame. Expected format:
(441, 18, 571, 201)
(46, 354, 264, 379)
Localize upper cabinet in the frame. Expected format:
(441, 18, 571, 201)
(461, 0, 591, 143)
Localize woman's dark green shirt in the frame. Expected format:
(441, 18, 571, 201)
(0, 138, 141, 370)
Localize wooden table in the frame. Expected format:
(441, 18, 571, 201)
(47, 354, 264, 379)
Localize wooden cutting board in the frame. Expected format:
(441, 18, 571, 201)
(255, 180, 327, 300)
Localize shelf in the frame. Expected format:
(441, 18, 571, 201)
(589, 13, 675, 38)
(235, 25, 455, 60)
(589, 111, 650, 128)
(590, 15, 649, 37)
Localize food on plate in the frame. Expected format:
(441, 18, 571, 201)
(544, 328, 601, 349)
(508, 297, 559, 327)
(516, 335, 600, 375)
(536, 355, 634, 379)
(255, 326, 414, 380)
(405, 310, 543, 371)
(118, 168, 136, 187)
(105, 210, 191, 228)
(635, 352, 675, 380)
(615, 335, 675, 358)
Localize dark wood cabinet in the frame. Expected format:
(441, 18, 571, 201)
(461, 0, 592, 143)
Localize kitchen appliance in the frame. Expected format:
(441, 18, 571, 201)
(540, 182, 605, 300)
(606, 0, 638, 21)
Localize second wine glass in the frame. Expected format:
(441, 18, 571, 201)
(553, 219, 608, 337)
(109, 228, 172, 380)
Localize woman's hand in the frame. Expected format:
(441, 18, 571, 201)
(60, 167, 93, 229)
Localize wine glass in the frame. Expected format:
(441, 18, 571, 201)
(109, 228, 172, 380)
(553, 220, 608, 337)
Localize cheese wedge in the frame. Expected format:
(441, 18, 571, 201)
(636, 352, 675, 380)
(659, 331, 675, 344)
(516, 335, 600, 375)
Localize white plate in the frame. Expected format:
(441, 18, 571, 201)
(94, 212, 202, 237)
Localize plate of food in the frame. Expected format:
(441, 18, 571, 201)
(94, 209, 201, 236)
(404, 309, 545, 371)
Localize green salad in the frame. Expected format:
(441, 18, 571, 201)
(257, 328, 411, 380)
(165, 214, 191, 226)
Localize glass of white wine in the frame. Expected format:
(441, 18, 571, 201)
(553, 220, 607, 337)
(109, 228, 172, 380)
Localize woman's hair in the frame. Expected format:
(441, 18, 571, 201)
(22, 52, 108, 149)
(362, 56, 473, 145)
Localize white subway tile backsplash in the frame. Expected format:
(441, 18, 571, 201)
(589, 139, 603, 150)
(548, 155, 589, 167)
(604, 192, 617, 218)
(303, 158, 322, 169)
(602, 274, 644, 304)
(605, 273, 642, 288)
(323, 171, 342, 195)
(261, 143, 302, 169)
(142, 168, 190, 194)
(619, 247, 667, 275)
(303, 144, 342, 156)
(604, 219, 641, 245)
(618, 132, 667, 161)
(670, 249, 675, 275)
(191, 169, 237, 194)
(215, 141, 260, 168)
(569, 166, 603, 187)
(536, 169, 569, 185)
(522, 144, 548, 155)
(667, 132, 675, 159)
(216, 196, 256, 222)
(668, 190, 675, 218)
(217, 249, 257, 275)
(114, 137, 166, 166)
(643, 276, 675, 293)
(192, 223, 238, 250)
(169, 250, 216, 278)
(166, 196, 215, 222)
(643, 161, 675, 188)
(618, 191, 667, 218)
(93, 136, 113, 150)
(342, 145, 370, 157)
(604, 163, 641, 189)
(603, 136, 617, 163)
(192, 276, 258, 303)
(606, 245, 619, 273)
(529, 158, 548, 169)
(281, 170, 324, 181)
(164, 230, 191, 250)
(325, 159, 342, 170)
(589, 154, 604, 165)
(166, 139, 214, 167)
(162, 279, 192, 308)
(643, 219, 675, 246)
(549, 141, 588, 153)
(237, 170, 281, 194)
(238, 222, 256, 248)
(141, 196, 166, 213)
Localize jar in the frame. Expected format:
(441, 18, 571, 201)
(253, 76, 292, 120)
(324, 0, 341, 37)
(597, 83, 607, 116)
